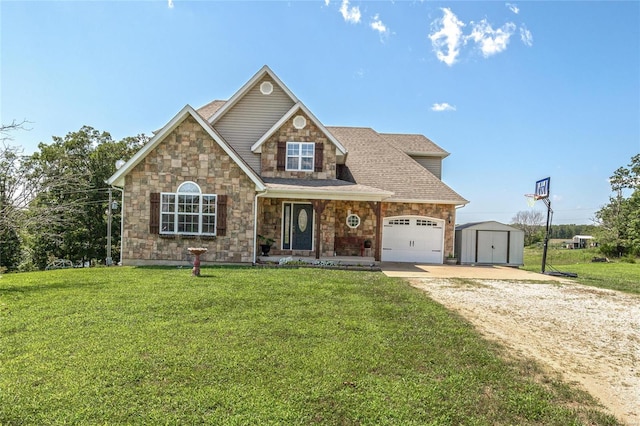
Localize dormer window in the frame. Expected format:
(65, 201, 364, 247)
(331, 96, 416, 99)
(286, 142, 314, 171)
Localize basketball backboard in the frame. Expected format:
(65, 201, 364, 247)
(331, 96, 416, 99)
(535, 177, 550, 199)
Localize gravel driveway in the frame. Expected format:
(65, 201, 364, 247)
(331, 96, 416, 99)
(383, 265, 639, 425)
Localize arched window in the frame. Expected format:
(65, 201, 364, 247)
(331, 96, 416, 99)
(160, 181, 217, 235)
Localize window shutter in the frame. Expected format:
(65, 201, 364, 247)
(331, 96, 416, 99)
(216, 194, 227, 236)
(314, 142, 324, 172)
(149, 192, 160, 234)
(277, 142, 286, 171)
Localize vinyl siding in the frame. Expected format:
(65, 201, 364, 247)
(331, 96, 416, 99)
(412, 156, 442, 179)
(214, 77, 295, 173)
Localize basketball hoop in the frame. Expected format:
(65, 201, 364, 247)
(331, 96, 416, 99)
(524, 193, 539, 208)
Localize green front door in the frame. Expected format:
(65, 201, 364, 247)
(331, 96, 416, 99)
(283, 203, 313, 251)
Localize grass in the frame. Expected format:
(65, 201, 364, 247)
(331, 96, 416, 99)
(0, 267, 619, 425)
(523, 247, 640, 295)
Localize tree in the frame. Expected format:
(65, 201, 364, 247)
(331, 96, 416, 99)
(25, 127, 146, 268)
(511, 210, 545, 246)
(1, 120, 31, 271)
(595, 154, 640, 257)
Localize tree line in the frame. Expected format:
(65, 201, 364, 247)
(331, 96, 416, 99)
(1, 122, 146, 271)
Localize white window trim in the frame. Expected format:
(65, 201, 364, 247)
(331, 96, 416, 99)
(285, 141, 314, 172)
(346, 213, 361, 229)
(160, 181, 217, 236)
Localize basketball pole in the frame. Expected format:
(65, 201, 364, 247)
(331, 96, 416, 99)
(541, 197, 552, 274)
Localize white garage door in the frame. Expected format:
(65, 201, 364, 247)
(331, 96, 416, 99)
(382, 216, 444, 263)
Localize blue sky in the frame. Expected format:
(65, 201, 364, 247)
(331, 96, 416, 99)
(2, 0, 639, 225)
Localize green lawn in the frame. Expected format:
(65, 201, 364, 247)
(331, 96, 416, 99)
(0, 267, 619, 425)
(523, 247, 640, 295)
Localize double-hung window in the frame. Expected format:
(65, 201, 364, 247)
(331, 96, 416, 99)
(286, 142, 314, 171)
(160, 181, 216, 235)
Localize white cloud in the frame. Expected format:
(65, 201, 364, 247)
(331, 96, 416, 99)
(431, 103, 456, 112)
(324, 0, 330, 5)
(520, 25, 533, 46)
(340, 0, 361, 24)
(168, 0, 174, 9)
(506, 3, 519, 14)
(467, 20, 516, 57)
(428, 8, 465, 66)
(370, 14, 389, 36)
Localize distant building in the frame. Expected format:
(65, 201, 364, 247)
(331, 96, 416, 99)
(572, 235, 596, 249)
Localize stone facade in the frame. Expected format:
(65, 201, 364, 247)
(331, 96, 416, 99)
(122, 115, 257, 265)
(260, 111, 337, 180)
(119, 113, 457, 265)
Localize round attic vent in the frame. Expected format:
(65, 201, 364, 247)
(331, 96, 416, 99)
(293, 115, 307, 129)
(260, 81, 273, 95)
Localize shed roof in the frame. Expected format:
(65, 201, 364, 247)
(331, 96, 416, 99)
(456, 221, 522, 232)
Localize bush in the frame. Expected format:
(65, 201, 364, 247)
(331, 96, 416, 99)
(620, 255, 637, 264)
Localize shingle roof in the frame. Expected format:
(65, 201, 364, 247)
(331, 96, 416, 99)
(263, 177, 392, 200)
(380, 133, 449, 157)
(326, 127, 468, 204)
(196, 100, 226, 121)
(194, 98, 466, 205)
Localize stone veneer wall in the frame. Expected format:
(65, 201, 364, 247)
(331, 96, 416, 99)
(122, 115, 257, 265)
(258, 198, 337, 258)
(260, 111, 337, 180)
(334, 201, 377, 255)
(382, 202, 456, 258)
(257, 199, 455, 260)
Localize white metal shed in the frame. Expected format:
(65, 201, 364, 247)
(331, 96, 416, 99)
(455, 221, 524, 266)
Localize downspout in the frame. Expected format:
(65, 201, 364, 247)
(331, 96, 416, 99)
(253, 190, 268, 264)
(119, 188, 124, 266)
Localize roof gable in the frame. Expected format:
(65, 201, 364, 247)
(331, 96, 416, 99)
(208, 65, 299, 125)
(250, 102, 347, 158)
(106, 105, 265, 190)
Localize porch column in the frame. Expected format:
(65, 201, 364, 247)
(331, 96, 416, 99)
(367, 201, 383, 261)
(311, 200, 330, 259)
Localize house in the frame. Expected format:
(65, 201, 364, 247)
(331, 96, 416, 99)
(107, 66, 468, 265)
(455, 221, 524, 266)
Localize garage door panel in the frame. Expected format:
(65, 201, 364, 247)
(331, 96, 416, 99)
(382, 216, 444, 263)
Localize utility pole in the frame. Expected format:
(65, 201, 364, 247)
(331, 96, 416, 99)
(105, 186, 123, 266)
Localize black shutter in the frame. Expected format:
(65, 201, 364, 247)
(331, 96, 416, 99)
(149, 192, 160, 234)
(314, 142, 324, 172)
(216, 194, 227, 236)
(277, 142, 286, 171)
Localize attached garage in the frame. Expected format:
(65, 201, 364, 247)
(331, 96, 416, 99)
(455, 221, 524, 266)
(382, 216, 444, 263)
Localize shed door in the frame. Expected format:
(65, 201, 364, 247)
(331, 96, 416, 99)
(382, 217, 444, 263)
(477, 231, 508, 264)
